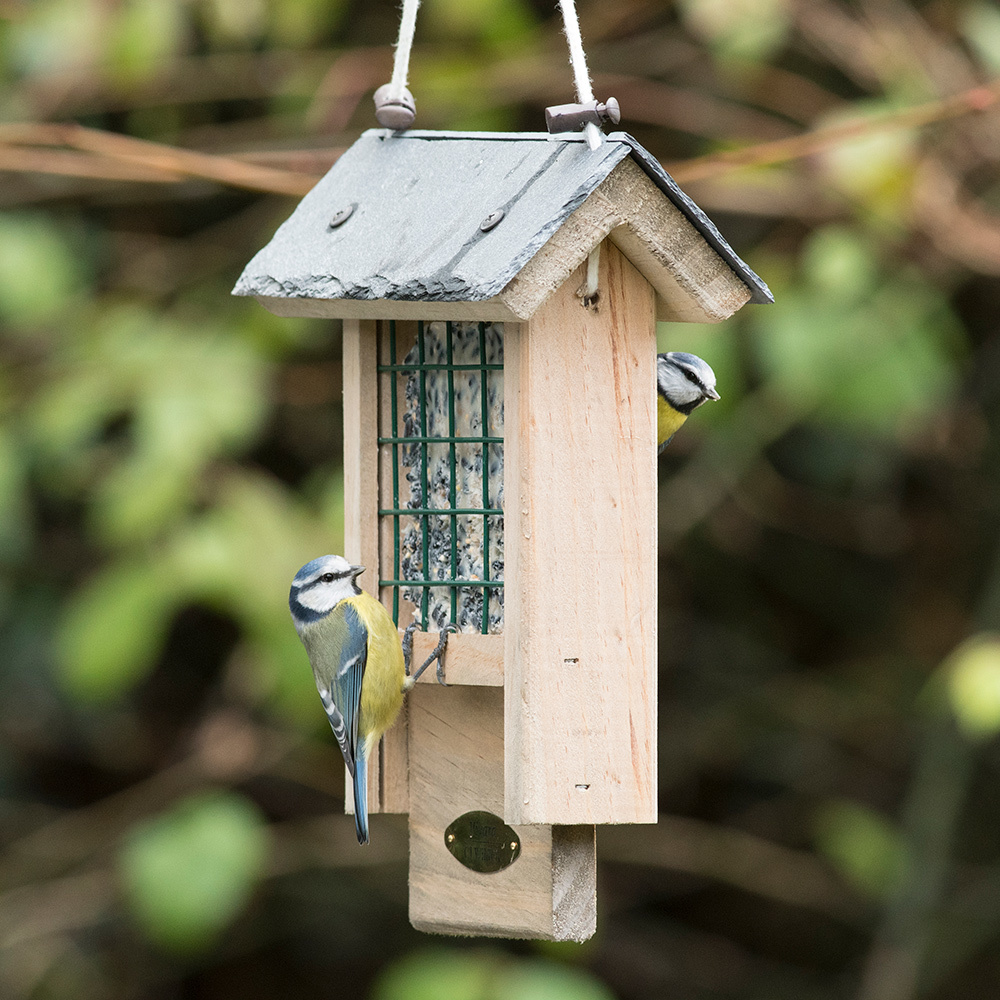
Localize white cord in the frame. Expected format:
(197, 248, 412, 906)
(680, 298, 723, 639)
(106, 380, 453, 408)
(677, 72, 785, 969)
(558, 0, 593, 102)
(389, 0, 421, 99)
(557, 0, 602, 149)
(584, 243, 601, 302)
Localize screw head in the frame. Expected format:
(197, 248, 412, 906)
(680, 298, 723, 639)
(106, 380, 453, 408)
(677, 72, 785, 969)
(480, 210, 504, 232)
(599, 96, 621, 125)
(329, 205, 355, 229)
(374, 83, 417, 130)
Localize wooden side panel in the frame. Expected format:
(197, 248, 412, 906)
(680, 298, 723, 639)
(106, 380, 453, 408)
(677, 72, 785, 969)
(409, 684, 596, 940)
(505, 241, 658, 826)
(405, 632, 503, 686)
(343, 318, 408, 815)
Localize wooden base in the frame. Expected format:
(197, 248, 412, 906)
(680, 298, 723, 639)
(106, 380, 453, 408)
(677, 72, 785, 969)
(408, 684, 596, 941)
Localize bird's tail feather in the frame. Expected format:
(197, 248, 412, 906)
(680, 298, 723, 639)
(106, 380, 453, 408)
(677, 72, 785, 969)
(353, 752, 370, 845)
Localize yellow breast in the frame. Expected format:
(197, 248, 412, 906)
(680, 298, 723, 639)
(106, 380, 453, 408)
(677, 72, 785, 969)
(344, 592, 406, 752)
(658, 394, 688, 449)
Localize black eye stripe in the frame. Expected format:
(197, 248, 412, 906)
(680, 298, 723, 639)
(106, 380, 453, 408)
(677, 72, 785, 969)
(299, 569, 351, 591)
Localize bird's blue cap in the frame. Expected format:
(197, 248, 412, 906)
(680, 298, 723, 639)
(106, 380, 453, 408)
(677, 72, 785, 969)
(667, 351, 706, 367)
(293, 555, 333, 585)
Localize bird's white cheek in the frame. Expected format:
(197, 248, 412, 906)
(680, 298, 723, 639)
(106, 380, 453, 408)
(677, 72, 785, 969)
(296, 586, 335, 613)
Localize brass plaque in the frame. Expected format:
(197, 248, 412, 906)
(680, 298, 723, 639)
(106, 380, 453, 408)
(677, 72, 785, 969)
(444, 811, 521, 873)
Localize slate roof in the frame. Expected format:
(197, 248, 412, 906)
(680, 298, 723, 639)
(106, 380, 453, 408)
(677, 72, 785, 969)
(233, 129, 772, 308)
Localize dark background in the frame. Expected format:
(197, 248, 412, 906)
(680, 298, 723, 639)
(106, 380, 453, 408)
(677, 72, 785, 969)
(2, 1, 1000, 998)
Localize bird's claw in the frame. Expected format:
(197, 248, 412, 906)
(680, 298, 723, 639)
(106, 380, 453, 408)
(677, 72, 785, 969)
(409, 624, 457, 687)
(402, 621, 419, 676)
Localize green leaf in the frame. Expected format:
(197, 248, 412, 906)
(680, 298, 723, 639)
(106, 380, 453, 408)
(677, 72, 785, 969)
(814, 799, 907, 898)
(944, 635, 1000, 740)
(374, 950, 615, 1000)
(424, 0, 539, 48)
(801, 226, 878, 303)
(375, 950, 492, 1000)
(153, 470, 340, 723)
(105, 0, 186, 82)
(961, 2, 1000, 74)
(119, 791, 269, 955)
(754, 226, 961, 435)
(202, 0, 267, 45)
(268, 0, 345, 47)
(0, 427, 31, 561)
(6, 0, 105, 76)
(812, 103, 917, 217)
(678, 0, 791, 63)
(500, 963, 616, 1000)
(56, 559, 180, 701)
(0, 214, 83, 327)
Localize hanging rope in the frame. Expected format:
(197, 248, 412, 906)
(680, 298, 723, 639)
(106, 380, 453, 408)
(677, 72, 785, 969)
(556, 0, 602, 150)
(374, 0, 421, 129)
(389, 0, 421, 100)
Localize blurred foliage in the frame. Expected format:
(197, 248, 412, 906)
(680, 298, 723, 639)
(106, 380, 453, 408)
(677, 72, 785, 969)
(943, 635, 1000, 741)
(119, 789, 270, 954)
(374, 949, 616, 1000)
(814, 798, 908, 900)
(1, 1, 1000, 1000)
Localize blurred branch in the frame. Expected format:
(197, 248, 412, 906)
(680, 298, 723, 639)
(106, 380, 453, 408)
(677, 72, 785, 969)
(0, 709, 296, 892)
(667, 79, 1000, 183)
(855, 497, 1000, 1000)
(913, 156, 1000, 276)
(599, 74, 799, 141)
(659, 386, 810, 545)
(1, 80, 997, 201)
(0, 123, 317, 196)
(855, 718, 973, 1000)
(600, 816, 865, 922)
(16, 48, 368, 119)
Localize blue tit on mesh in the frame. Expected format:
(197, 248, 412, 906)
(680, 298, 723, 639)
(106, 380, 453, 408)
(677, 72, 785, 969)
(657, 351, 720, 452)
(289, 554, 450, 845)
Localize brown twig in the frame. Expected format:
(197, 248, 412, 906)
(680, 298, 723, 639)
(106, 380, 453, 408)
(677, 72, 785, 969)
(666, 80, 1000, 183)
(1, 79, 997, 198)
(0, 122, 319, 196)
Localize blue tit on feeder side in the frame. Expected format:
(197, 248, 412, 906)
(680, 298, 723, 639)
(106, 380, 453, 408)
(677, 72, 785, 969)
(657, 351, 720, 452)
(289, 555, 452, 845)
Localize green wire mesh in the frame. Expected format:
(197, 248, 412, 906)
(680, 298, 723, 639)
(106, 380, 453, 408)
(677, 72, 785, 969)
(378, 320, 504, 634)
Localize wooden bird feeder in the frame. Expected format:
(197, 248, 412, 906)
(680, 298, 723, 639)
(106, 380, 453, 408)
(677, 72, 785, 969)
(234, 128, 771, 941)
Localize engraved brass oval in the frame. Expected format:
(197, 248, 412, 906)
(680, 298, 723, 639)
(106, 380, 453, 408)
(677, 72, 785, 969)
(444, 810, 521, 873)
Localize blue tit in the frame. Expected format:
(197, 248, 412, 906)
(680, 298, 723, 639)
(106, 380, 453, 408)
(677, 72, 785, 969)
(289, 554, 408, 845)
(657, 351, 720, 452)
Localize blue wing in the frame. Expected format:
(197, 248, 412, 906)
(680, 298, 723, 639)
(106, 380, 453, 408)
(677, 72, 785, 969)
(314, 601, 368, 779)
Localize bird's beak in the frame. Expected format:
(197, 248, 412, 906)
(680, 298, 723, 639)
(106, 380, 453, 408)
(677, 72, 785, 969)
(706, 388, 721, 401)
(350, 565, 365, 578)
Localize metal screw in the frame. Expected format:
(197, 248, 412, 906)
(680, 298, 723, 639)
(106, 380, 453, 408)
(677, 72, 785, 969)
(480, 210, 504, 232)
(329, 205, 355, 229)
(446, 833, 456, 843)
(510, 841, 518, 851)
(374, 83, 416, 130)
(544, 97, 621, 134)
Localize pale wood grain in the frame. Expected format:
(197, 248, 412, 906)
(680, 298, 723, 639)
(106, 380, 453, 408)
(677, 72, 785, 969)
(605, 158, 752, 322)
(404, 631, 503, 687)
(408, 684, 596, 940)
(501, 157, 751, 323)
(504, 241, 658, 827)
